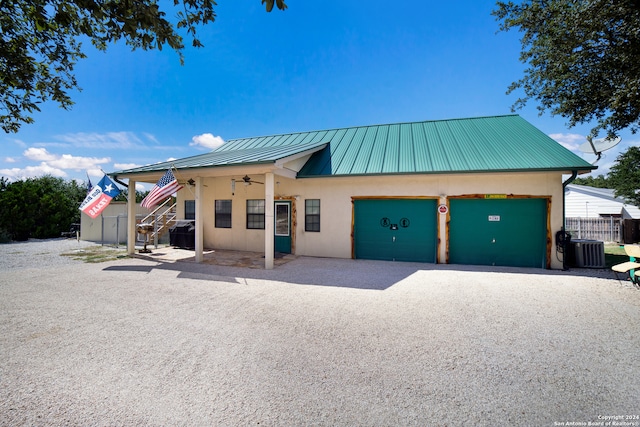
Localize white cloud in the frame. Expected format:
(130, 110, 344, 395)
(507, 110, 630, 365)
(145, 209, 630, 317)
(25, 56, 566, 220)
(10, 138, 27, 148)
(86, 168, 104, 179)
(24, 147, 58, 161)
(4, 157, 17, 163)
(549, 133, 586, 152)
(23, 148, 110, 171)
(54, 131, 148, 149)
(0, 163, 67, 180)
(113, 163, 142, 170)
(0, 148, 111, 181)
(190, 133, 225, 150)
(143, 133, 160, 144)
(50, 154, 110, 170)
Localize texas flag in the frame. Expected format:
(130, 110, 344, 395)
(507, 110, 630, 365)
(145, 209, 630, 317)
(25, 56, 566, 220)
(79, 174, 121, 219)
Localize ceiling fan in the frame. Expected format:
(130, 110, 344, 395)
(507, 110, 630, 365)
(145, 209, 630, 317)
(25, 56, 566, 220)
(231, 175, 263, 195)
(241, 175, 263, 185)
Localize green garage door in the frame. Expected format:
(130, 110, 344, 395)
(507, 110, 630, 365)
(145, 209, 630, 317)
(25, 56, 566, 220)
(354, 199, 437, 263)
(449, 198, 548, 268)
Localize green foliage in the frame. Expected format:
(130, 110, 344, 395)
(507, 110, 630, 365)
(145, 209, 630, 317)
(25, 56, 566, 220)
(572, 174, 610, 188)
(608, 146, 640, 206)
(571, 147, 640, 207)
(0, 0, 287, 133)
(113, 189, 149, 203)
(0, 228, 11, 243)
(0, 175, 86, 241)
(494, 1, 640, 138)
(262, 0, 288, 12)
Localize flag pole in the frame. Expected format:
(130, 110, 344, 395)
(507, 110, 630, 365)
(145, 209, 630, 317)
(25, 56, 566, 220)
(101, 168, 128, 202)
(171, 164, 195, 196)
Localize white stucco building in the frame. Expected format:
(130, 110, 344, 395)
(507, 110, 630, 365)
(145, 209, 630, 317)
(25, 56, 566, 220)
(111, 115, 595, 269)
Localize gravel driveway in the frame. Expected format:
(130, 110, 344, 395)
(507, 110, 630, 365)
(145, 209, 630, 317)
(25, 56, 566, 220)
(1, 239, 639, 426)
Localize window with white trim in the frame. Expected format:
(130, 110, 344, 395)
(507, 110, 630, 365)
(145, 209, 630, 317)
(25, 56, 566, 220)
(185, 200, 195, 220)
(215, 200, 232, 228)
(246, 199, 265, 229)
(305, 199, 320, 232)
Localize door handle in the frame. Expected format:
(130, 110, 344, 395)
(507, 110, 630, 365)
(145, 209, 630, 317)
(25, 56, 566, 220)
(393, 236, 396, 243)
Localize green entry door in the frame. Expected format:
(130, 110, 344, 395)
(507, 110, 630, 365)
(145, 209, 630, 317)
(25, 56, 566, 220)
(353, 199, 437, 263)
(448, 198, 548, 268)
(274, 201, 291, 254)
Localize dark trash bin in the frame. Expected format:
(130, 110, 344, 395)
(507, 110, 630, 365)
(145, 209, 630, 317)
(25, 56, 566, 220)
(61, 223, 80, 238)
(169, 220, 195, 249)
(622, 219, 640, 244)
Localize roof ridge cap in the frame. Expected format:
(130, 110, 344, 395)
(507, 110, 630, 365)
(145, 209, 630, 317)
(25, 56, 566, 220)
(226, 114, 521, 142)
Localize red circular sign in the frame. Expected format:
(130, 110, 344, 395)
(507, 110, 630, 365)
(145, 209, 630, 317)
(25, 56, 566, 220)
(438, 204, 448, 214)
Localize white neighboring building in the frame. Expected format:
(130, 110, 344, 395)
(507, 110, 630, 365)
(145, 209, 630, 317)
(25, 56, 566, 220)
(565, 184, 640, 219)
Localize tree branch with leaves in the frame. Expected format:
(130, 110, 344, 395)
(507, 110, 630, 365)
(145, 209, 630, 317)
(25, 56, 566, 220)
(608, 146, 640, 207)
(0, 0, 287, 133)
(494, 0, 640, 138)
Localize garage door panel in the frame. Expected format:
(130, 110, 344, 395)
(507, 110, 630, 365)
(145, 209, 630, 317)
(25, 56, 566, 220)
(354, 199, 437, 263)
(449, 198, 547, 268)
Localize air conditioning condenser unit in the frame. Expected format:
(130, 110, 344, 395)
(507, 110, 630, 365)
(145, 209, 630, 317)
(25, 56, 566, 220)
(569, 239, 605, 268)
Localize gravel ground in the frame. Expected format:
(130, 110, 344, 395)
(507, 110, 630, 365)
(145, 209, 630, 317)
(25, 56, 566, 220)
(1, 239, 639, 426)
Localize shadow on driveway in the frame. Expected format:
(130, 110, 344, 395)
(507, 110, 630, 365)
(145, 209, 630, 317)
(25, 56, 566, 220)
(103, 254, 623, 291)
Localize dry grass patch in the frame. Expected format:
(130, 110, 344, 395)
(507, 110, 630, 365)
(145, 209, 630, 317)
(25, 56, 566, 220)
(61, 246, 129, 263)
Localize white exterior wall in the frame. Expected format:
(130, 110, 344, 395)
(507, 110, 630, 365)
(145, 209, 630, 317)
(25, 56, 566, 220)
(80, 202, 149, 242)
(565, 188, 616, 218)
(565, 187, 640, 218)
(177, 171, 565, 269)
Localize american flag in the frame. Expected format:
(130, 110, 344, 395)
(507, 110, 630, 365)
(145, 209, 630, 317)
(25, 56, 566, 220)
(141, 168, 184, 209)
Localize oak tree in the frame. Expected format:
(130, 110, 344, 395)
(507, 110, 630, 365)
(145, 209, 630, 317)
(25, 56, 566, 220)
(494, 0, 640, 138)
(607, 146, 640, 207)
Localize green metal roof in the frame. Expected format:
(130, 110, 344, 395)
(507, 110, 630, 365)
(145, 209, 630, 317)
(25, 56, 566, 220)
(112, 115, 595, 177)
(112, 140, 328, 175)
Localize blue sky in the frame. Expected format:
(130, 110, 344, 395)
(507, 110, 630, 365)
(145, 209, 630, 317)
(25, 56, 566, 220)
(2, 1, 635, 190)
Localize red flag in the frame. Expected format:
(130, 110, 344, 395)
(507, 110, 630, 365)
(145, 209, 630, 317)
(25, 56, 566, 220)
(141, 168, 184, 209)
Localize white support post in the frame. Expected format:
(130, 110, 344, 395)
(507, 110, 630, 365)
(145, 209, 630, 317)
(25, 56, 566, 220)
(265, 172, 275, 269)
(127, 179, 136, 255)
(195, 176, 204, 263)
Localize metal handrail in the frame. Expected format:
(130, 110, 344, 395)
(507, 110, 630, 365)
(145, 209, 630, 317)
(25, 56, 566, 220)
(153, 210, 177, 238)
(138, 199, 178, 242)
(141, 198, 174, 224)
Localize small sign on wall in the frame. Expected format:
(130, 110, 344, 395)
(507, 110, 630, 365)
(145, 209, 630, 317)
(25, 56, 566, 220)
(488, 215, 501, 222)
